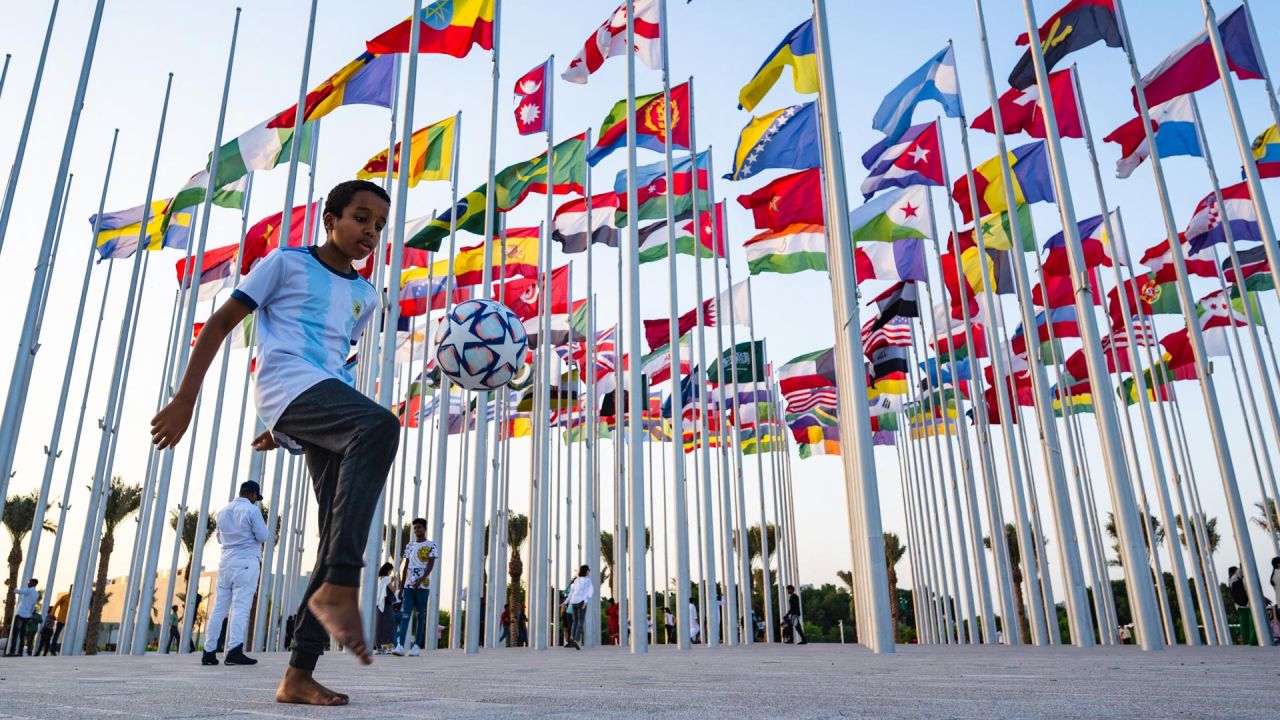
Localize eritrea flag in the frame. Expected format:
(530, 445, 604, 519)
(1008, 0, 1122, 90)
(588, 82, 691, 166)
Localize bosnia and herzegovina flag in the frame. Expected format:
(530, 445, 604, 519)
(366, 0, 494, 57)
(951, 140, 1055, 223)
(726, 102, 821, 181)
(92, 200, 192, 261)
(267, 51, 395, 129)
(1008, 0, 1122, 90)
(737, 18, 818, 113)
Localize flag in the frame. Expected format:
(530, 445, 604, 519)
(643, 298, 713, 352)
(1108, 270, 1180, 325)
(872, 46, 962, 143)
(778, 348, 837, 395)
(91, 200, 192, 261)
(167, 170, 247, 216)
(211, 117, 315, 190)
(513, 60, 549, 135)
(1184, 182, 1260, 254)
(870, 345, 909, 396)
(1103, 96, 1201, 179)
(707, 341, 766, 386)
(552, 193, 619, 253)
(495, 134, 586, 209)
(614, 150, 709, 226)
(239, 202, 317, 274)
(952, 141, 1056, 223)
(861, 316, 912, 356)
(859, 122, 944, 199)
(866, 281, 920, 331)
(366, 0, 495, 56)
(1252, 124, 1280, 178)
(1010, 306, 1080, 356)
(736, 168, 823, 231)
(854, 239, 926, 283)
(432, 228, 540, 287)
(738, 18, 818, 112)
(176, 243, 238, 302)
(399, 267, 469, 317)
(973, 68, 1082, 139)
(588, 81, 689, 165)
(1222, 245, 1271, 287)
(1195, 289, 1248, 358)
(1041, 211, 1120, 276)
(962, 204, 1036, 252)
(266, 51, 395, 129)
(1132, 5, 1264, 109)
(357, 114, 456, 187)
(743, 223, 827, 275)
(562, 0, 662, 84)
(1009, 0, 1122, 89)
(726, 102, 821, 181)
(1033, 270, 1101, 308)
(712, 279, 753, 330)
(930, 301, 988, 361)
(636, 203, 726, 263)
(849, 185, 932, 244)
(1140, 233, 1217, 278)
(639, 334, 692, 386)
(406, 186, 485, 250)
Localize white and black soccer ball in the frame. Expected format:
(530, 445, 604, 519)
(434, 299, 529, 391)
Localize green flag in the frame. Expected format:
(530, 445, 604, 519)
(707, 340, 766, 385)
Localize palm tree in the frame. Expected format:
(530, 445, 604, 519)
(600, 528, 651, 597)
(985, 523, 1029, 642)
(744, 523, 778, 617)
(883, 532, 907, 634)
(169, 509, 216, 593)
(1251, 499, 1279, 534)
(506, 513, 529, 646)
(384, 521, 412, 563)
(3, 491, 55, 634)
(836, 569, 856, 629)
(1104, 511, 1164, 567)
(1176, 514, 1221, 555)
(83, 478, 142, 654)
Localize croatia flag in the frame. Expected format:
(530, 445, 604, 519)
(1185, 182, 1260, 254)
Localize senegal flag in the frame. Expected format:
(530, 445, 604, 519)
(366, 0, 494, 57)
(358, 114, 456, 187)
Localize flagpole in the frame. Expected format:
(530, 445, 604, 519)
(223, 174, 258, 507)
(745, 282, 775, 641)
(1112, 0, 1267, 646)
(811, 0, 895, 651)
(582, 134, 604, 648)
(906, 382, 949, 642)
(0, 53, 10, 104)
(425, 111, 464, 652)
(250, 452, 285, 651)
(0, 0, 58, 257)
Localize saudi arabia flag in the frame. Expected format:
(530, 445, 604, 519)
(211, 117, 315, 189)
(848, 185, 932, 243)
(743, 223, 828, 274)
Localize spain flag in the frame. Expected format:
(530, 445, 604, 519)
(366, 0, 495, 58)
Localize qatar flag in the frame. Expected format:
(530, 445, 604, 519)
(513, 60, 548, 135)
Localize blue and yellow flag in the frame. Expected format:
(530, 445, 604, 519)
(725, 102, 821, 181)
(1251, 123, 1279, 178)
(91, 200, 192, 261)
(738, 19, 818, 113)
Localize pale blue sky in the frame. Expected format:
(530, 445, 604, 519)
(1, 0, 1279, 613)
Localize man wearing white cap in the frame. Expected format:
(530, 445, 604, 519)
(202, 480, 269, 666)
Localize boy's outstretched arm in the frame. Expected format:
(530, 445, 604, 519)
(150, 297, 252, 450)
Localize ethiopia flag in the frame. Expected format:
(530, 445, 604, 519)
(366, 0, 494, 57)
(588, 82, 690, 166)
(358, 115, 456, 187)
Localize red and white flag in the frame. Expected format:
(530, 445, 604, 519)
(562, 0, 662, 85)
(513, 59, 549, 135)
(972, 68, 1082, 139)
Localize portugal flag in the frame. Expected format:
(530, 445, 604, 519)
(1008, 0, 1122, 90)
(366, 0, 495, 57)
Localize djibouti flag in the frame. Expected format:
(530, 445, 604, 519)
(848, 185, 932, 243)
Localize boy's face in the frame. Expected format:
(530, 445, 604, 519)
(325, 190, 389, 261)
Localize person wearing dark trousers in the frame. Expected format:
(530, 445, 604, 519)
(561, 565, 593, 650)
(36, 612, 56, 656)
(786, 585, 807, 645)
(166, 606, 181, 653)
(5, 579, 39, 656)
(150, 180, 395, 706)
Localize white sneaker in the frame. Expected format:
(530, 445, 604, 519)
(408, 644, 421, 657)
(391, 644, 405, 656)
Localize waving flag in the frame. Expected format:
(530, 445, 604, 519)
(973, 68, 1081, 139)
(1108, 270, 1181, 326)
(1222, 245, 1271, 287)
(1103, 96, 1201, 179)
(1185, 182, 1260, 254)
(743, 224, 827, 275)
(512, 60, 549, 135)
(872, 46, 962, 144)
(267, 51, 395, 129)
(1140, 233, 1217, 278)
(1041, 211, 1120, 276)
(736, 168, 823, 231)
(1033, 271, 1101, 309)
(1132, 5, 1263, 109)
(636, 203, 726, 263)
(614, 149, 708, 226)
(849, 186, 932, 244)
(952, 141, 1055, 223)
(552, 193, 619, 253)
(1252, 124, 1280, 178)
(854, 239, 926, 283)
(366, 0, 495, 56)
(738, 18, 818, 112)
(952, 204, 1035, 252)
(867, 281, 920, 330)
(589, 81, 689, 165)
(859, 122, 943, 199)
(211, 117, 314, 190)
(1011, 306, 1080, 356)
(779, 348, 837, 395)
(357, 114, 456, 187)
(176, 243, 238, 302)
(726, 102, 821, 181)
(563, 0, 662, 84)
(432, 229, 539, 287)
(1009, 0, 1122, 89)
(238, 202, 317, 273)
(399, 267, 469, 317)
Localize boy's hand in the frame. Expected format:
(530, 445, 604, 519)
(251, 430, 278, 452)
(150, 397, 195, 450)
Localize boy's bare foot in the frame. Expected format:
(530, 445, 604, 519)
(275, 667, 349, 706)
(307, 582, 372, 665)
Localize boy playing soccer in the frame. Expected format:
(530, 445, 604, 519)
(151, 180, 397, 706)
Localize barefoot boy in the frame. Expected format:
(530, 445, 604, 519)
(151, 180, 397, 706)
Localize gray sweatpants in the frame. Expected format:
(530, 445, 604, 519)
(273, 378, 400, 671)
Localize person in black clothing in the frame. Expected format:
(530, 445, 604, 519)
(166, 605, 181, 653)
(785, 585, 806, 645)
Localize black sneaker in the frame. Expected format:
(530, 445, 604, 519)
(201, 651, 220, 666)
(224, 645, 258, 666)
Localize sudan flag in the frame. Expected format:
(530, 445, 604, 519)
(366, 0, 494, 58)
(1008, 0, 1122, 90)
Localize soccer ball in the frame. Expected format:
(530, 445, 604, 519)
(434, 299, 529, 391)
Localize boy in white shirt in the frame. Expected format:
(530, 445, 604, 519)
(151, 180, 396, 706)
(394, 517, 438, 656)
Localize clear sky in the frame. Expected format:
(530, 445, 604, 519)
(2, 0, 1279, 625)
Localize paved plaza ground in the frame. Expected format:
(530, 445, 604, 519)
(0, 643, 1273, 718)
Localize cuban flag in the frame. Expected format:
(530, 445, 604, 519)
(859, 122, 943, 199)
(1104, 95, 1201, 179)
(1185, 182, 1260, 254)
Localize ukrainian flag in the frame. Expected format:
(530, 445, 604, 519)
(92, 199, 192, 261)
(738, 19, 819, 113)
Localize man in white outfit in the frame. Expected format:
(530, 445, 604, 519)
(202, 480, 269, 666)
(561, 564, 593, 650)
